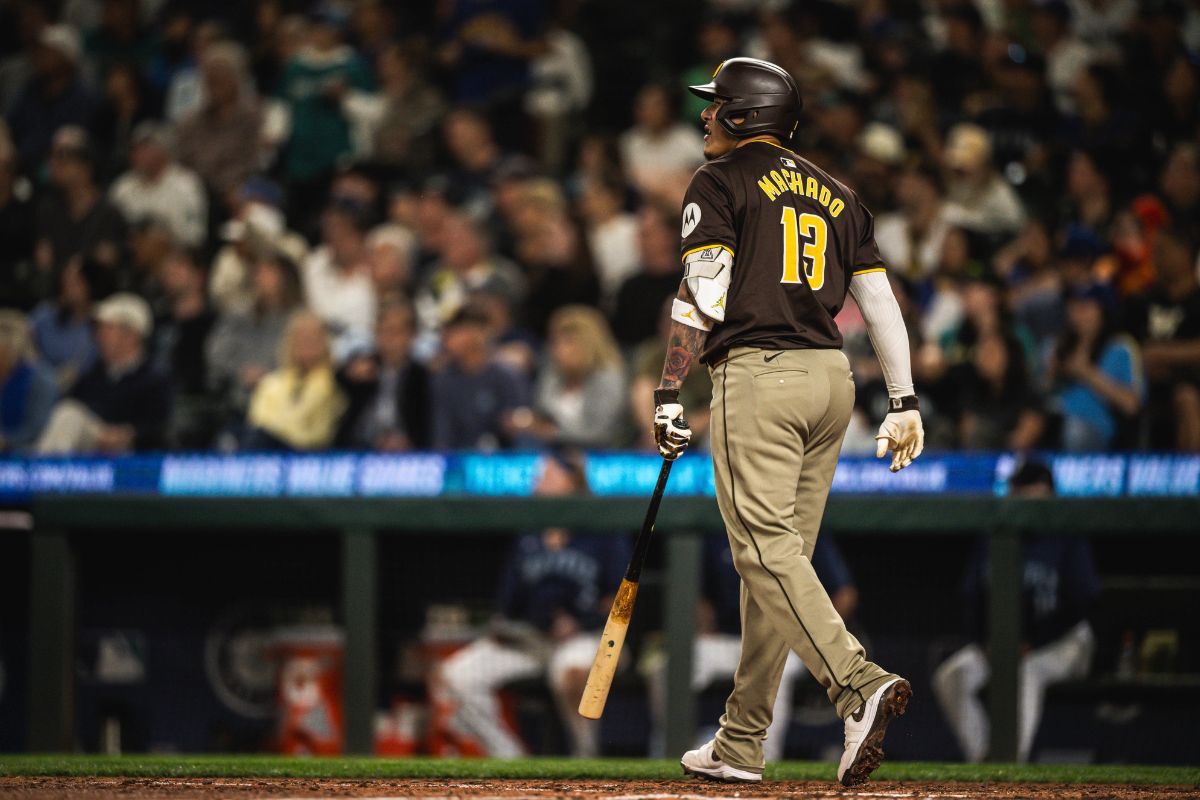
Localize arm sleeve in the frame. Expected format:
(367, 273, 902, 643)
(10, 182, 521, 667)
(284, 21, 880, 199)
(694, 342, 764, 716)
(848, 269, 914, 399)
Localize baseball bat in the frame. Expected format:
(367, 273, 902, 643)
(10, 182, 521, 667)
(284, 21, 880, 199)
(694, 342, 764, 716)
(578, 457, 674, 719)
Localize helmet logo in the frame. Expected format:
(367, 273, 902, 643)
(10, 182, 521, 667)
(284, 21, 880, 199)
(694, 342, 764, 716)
(682, 203, 701, 238)
(711, 60, 725, 78)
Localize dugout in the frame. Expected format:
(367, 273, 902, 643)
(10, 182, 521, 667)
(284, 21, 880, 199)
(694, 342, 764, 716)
(7, 492, 1197, 763)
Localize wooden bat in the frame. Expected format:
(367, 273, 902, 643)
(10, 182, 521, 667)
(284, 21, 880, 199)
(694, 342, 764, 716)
(578, 457, 674, 719)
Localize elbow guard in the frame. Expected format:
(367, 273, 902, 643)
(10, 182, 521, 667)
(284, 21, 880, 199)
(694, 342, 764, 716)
(683, 245, 733, 322)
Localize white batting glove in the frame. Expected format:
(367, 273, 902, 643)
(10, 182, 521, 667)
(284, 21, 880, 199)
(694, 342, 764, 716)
(653, 389, 691, 461)
(875, 398, 924, 473)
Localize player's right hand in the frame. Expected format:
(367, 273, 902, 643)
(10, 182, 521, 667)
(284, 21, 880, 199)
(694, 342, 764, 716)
(875, 409, 924, 472)
(653, 389, 691, 461)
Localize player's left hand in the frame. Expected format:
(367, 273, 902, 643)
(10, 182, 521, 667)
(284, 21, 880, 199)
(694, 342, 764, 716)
(875, 409, 924, 472)
(653, 389, 691, 461)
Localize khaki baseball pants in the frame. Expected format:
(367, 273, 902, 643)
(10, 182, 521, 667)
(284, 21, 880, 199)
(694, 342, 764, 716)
(707, 347, 896, 771)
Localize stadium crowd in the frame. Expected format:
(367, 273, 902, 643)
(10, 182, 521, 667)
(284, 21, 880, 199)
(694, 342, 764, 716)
(2, 0, 1200, 456)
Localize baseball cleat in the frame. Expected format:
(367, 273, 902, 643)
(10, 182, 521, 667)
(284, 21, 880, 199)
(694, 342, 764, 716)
(680, 739, 762, 783)
(837, 677, 911, 787)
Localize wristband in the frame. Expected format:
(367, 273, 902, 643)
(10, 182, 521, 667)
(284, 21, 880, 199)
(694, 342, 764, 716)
(671, 298, 713, 331)
(654, 389, 680, 406)
(887, 395, 920, 412)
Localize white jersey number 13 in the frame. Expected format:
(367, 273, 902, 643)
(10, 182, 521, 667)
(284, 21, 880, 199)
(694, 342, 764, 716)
(780, 207, 827, 290)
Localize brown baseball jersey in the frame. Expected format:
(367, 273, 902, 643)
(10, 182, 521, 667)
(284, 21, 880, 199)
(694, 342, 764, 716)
(679, 140, 885, 365)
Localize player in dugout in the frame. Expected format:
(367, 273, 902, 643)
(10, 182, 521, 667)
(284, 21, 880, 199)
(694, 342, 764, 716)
(439, 449, 631, 758)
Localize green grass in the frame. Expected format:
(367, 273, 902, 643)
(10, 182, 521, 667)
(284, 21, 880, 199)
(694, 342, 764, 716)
(0, 756, 1195, 785)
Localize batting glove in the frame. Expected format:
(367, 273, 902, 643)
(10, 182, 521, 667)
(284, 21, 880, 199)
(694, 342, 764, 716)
(875, 396, 924, 472)
(653, 389, 691, 461)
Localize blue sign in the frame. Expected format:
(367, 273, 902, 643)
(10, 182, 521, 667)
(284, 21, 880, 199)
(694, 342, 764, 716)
(2, 452, 1199, 502)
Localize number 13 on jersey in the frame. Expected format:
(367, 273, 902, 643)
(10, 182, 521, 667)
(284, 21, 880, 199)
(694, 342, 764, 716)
(780, 207, 828, 290)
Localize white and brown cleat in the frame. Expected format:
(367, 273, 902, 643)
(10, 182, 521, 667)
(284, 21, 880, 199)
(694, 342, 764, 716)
(837, 677, 912, 787)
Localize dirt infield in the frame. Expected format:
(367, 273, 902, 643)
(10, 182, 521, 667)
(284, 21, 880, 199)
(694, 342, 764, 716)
(0, 777, 1194, 799)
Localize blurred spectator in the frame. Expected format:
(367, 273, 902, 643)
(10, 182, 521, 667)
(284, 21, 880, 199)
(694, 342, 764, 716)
(578, 175, 639, 310)
(1062, 149, 1114, 238)
(109, 121, 208, 248)
(928, 3, 988, 112)
(1156, 56, 1200, 150)
(956, 332, 1045, 451)
(88, 61, 156, 182)
(303, 199, 377, 359)
(1050, 283, 1143, 451)
(619, 83, 704, 197)
(6, 23, 95, 170)
(0, 310, 58, 453)
(162, 19, 226, 123)
(152, 248, 217, 446)
(1031, 0, 1094, 114)
(208, 188, 304, 315)
(470, 288, 538, 378)
(933, 460, 1099, 763)
(434, 0, 546, 111)
(279, 9, 372, 226)
(84, 0, 157, 81)
(1127, 229, 1200, 451)
(515, 206, 598, 338)
(125, 217, 175, 304)
(875, 163, 953, 282)
(0, 127, 35, 309)
(431, 306, 529, 451)
(341, 42, 444, 172)
(244, 311, 346, 451)
(337, 301, 432, 451)
(176, 41, 265, 202)
(612, 204, 684, 348)
(995, 220, 1062, 346)
(1157, 143, 1200, 248)
(366, 225, 415, 304)
(443, 108, 508, 218)
(438, 450, 629, 757)
(942, 123, 1026, 236)
(645, 533, 857, 760)
(206, 246, 303, 434)
(680, 16, 740, 122)
(524, 4, 592, 171)
(0, 1, 52, 114)
(629, 296, 713, 451)
(35, 126, 126, 277)
(36, 292, 171, 453)
(415, 213, 524, 343)
(1068, 0, 1137, 46)
(29, 259, 105, 390)
(511, 305, 627, 448)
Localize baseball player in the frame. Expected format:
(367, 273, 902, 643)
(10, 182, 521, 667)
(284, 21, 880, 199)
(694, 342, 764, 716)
(653, 58, 924, 787)
(932, 460, 1099, 763)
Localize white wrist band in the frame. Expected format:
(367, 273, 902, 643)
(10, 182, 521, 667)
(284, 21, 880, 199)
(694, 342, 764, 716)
(671, 298, 713, 331)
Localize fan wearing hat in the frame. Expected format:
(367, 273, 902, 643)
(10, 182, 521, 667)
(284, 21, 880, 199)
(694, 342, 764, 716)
(941, 123, 1026, 236)
(36, 293, 172, 454)
(109, 121, 208, 248)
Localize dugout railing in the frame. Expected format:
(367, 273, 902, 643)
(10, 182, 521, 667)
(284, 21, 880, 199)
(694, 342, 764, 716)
(27, 494, 1198, 761)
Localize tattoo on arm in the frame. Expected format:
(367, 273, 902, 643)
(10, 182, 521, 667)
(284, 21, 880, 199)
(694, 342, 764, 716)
(659, 285, 710, 392)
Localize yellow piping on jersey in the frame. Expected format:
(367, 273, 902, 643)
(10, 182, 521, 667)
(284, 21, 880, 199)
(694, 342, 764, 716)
(681, 243, 735, 262)
(852, 267, 887, 276)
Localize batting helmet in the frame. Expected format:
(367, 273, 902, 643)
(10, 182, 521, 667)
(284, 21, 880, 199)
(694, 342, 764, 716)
(688, 58, 803, 141)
